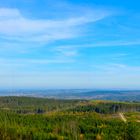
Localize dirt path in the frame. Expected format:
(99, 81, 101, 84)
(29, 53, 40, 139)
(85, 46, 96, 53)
(119, 113, 127, 123)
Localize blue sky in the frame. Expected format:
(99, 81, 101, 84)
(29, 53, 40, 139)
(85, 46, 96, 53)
(0, 0, 140, 89)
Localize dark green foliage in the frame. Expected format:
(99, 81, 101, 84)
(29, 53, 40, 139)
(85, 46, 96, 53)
(0, 96, 79, 114)
(69, 101, 140, 114)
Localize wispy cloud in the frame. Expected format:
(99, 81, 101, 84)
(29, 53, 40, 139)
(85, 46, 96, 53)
(90, 40, 140, 47)
(91, 63, 140, 74)
(55, 40, 140, 50)
(0, 7, 112, 42)
(0, 58, 74, 66)
(53, 47, 78, 57)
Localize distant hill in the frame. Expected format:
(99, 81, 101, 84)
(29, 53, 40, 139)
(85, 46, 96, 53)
(0, 89, 140, 101)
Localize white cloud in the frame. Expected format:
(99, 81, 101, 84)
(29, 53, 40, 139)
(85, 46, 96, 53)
(91, 40, 140, 47)
(54, 47, 78, 57)
(0, 58, 74, 66)
(91, 63, 140, 74)
(55, 40, 140, 50)
(0, 8, 21, 19)
(0, 8, 111, 42)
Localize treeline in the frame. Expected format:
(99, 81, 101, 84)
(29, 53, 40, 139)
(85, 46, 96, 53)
(0, 97, 140, 114)
(69, 101, 140, 114)
(0, 96, 80, 114)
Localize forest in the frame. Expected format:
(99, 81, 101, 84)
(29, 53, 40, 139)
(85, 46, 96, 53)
(0, 96, 140, 140)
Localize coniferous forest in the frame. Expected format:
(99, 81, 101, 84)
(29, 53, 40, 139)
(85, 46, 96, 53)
(0, 96, 139, 140)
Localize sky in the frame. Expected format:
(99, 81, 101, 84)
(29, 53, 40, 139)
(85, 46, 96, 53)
(0, 0, 140, 89)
